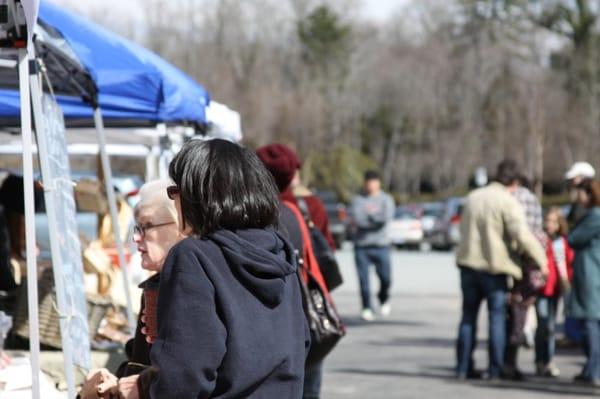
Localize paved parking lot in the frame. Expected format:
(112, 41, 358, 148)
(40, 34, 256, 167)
(322, 245, 600, 398)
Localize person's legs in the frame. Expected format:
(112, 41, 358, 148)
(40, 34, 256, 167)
(578, 319, 592, 379)
(303, 360, 324, 399)
(504, 300, 531, 379)
(456, 267, 484, 377)
(581, 319, 600, 382)
(535, 296, 551, 366)
(482, 273, 507, 378)
(372, 246, 392, 306)
(547, 297, 558, 365)
(354, 246, 372, 310)
(504, 304, 518, 369)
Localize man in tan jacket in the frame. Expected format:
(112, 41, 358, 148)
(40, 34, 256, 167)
(455, 160, 547, 380)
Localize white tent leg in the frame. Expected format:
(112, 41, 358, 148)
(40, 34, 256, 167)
(18, 48, 40, 399)
(29, 60, 78, 399)
(145, 151, 155, 182)
(157, 123, 170, 179)
(93, 109, 135, 331)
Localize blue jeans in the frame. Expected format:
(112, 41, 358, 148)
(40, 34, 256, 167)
(354, 246, 391, 310)
(303, 360, 323, 399)
(456, 266, 507, 378)
(581, 319, 600, 381)
(535, 296, 558, 365)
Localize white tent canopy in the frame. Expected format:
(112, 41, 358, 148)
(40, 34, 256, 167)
(206, 101, 242, 142)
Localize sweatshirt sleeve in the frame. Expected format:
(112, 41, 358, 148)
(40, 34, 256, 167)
(503, 198, 547, 273)
(366, 194, 395, 225)
(568, 211, 600, 250)
(386, 195, 395, 222)
(148, 244, 227, 399)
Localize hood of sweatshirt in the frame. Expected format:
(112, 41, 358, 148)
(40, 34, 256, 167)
(209, 229, 297, 307)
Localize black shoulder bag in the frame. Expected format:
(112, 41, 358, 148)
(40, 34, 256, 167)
(296, 197, 343, 291)
(295, 251, 345, 367)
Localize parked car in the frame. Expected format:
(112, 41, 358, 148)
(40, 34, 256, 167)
(389, 206, 424, 249)
(419, 202, 445, 238)
(429, 197, 464, 250)
(314, 190, 347, 249)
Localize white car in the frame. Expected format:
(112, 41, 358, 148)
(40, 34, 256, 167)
(388, 207, 424, 249)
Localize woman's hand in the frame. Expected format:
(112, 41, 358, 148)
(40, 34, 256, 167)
(118, 375, 140, 399)
(140, 310, 156, 344)
(79, 368, 118, 399)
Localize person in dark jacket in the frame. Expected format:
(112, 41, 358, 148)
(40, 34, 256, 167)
(0, 173, 44, 289)
(564, 164, 596, 346)
(257, 143, 334, 399)
(111, 139, 309, 399)
(568, 179, 600, 387)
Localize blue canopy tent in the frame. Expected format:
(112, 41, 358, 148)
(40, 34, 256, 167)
(0, 0, 210, 127)
(37, 0, 210, 127)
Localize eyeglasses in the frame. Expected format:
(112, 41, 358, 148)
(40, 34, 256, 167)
(133, 221, 175, 238)
(166, 185, 180, 200)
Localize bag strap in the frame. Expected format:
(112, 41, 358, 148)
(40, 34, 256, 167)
(282, 201, 329, 295)
(295, 197, 314, 226)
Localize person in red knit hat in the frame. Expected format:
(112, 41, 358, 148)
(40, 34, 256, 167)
(256, 143, 335, 399)
(255, 144, 336, 250)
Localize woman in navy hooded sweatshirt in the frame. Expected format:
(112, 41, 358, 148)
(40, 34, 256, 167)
(115, 139, 310, 399)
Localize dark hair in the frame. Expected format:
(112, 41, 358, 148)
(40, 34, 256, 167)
(364, 170, 381, 181)
(518, 174, 532, 190)
(578, 179, 600, 207)
(168, 139, 280, 236)
(495, 159, 519, 186)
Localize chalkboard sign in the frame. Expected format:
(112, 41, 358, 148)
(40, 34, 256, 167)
(38, 94, 91, 369)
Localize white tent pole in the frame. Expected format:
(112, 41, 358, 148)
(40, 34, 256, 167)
(29, 60, 77, 399)
(93, 109, 135, 330)
(18, 47, 40, 399)
(157, 123, 169, 179)
(145, 148, 157, 181)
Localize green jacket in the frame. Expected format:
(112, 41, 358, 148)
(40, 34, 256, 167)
(456, 182, 547, 279)
(567, 207, 600, 320)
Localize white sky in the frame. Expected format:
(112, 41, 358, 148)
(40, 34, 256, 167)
(52, 0, 408, 22)
(362, 0, 410, 21)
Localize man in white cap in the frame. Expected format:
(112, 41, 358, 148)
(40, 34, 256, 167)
(566, 162, 596, 228)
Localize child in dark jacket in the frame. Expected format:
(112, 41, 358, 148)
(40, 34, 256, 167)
(535, 207, 574, 377)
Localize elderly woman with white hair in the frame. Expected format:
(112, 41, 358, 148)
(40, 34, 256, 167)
(79, 179, 184, 399)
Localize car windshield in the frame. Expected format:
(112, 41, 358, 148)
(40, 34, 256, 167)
(423, 207, 443, 217)
(395, 208, 418, 219)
